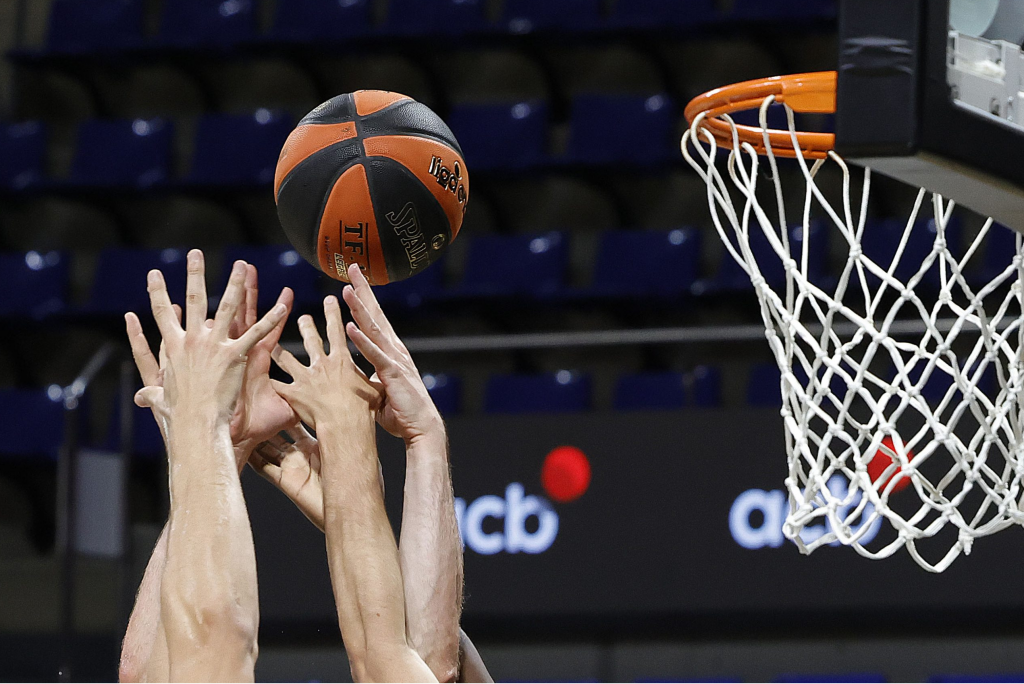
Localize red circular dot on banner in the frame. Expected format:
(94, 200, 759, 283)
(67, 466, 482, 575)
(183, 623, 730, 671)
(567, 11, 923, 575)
(867, 436, 914, 494)
(542, 446, 592, 503)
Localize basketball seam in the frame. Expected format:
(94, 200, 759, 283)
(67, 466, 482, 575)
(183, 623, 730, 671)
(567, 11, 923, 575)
(364, 155, 453, 283)
(277, 138, 361, 201)
(314, 158, 370, 272)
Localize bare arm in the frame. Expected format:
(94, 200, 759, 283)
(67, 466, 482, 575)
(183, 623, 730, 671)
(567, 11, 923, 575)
(272, 299, 436, 683)
(119, 525, 169, 683)
(122, 265, 294, 683)
(140, 252, 287, 681)
(343, 264, 462, 681)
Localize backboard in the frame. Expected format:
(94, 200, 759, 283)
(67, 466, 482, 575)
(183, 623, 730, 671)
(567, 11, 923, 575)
(836, 0, 1024, 232)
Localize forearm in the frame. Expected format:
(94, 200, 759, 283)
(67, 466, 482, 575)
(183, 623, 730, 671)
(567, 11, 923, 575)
(161, 416, 259, 681)
(120, 524, 170, 683)
(400, 430, 463, 682)
(319, 418, 430, 682)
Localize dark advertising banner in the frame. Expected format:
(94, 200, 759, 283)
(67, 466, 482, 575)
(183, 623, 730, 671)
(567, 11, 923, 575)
(243, 409, 1024, 626)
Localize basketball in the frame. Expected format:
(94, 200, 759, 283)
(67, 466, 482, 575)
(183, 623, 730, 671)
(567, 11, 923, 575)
(274, 90, 469, 286)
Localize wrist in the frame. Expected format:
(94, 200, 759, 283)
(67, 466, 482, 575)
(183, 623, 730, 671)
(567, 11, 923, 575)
(405, 417, 447, 454)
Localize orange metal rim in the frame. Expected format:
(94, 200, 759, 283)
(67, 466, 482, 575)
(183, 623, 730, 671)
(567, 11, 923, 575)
(684, 71, 838, 160)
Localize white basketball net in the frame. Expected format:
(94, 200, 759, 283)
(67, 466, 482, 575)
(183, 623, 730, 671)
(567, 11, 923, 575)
(682, 98, 1024, 572)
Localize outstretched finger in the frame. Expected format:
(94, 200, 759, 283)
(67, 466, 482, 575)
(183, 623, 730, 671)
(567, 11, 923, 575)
(213, 261, 248, 338)
(184, 249, 208, 332)
(147, 269, 180, 342)
(245, 264, 258, 330)
(341, 284, 395, 355)
(323, 296, 350, 358)
(348, 263, 397, 338)
(125, 312, 160, 386)
(346, 321, 393, 374)
(248, 451, 283, 485)
(271, 344, 304, 377)
(257, 288, 294, 352)
(236, 300, 288, 353)
(296, 314, 325, 363)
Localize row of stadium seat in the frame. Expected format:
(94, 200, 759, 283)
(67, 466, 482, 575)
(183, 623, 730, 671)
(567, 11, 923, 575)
(0, 366, 724, 459)
(4, 357, 999, 460)
(0, 97, 680, 191)
(0, 218, 1014, 319)
(33, 0, 836, 55)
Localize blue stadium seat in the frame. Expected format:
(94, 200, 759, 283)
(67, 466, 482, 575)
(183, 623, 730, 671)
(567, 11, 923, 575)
(374, 261, 445, 308)
(383, 0, 489, 35)
(447, 102, 548, 171)
(501, 0, 602, 33)
(564, 94, 676, 166)
(692, 365, 722, 408)
(591, 229, 701, 298)
(0, 122, 46, 190)
(86, 248, 188, 315)
(0, 251, 69, 319)
(747, 363, 782, 407)
(608, 0, 716, 29)
(0, 389, 65, 460)
(47, 0, 144, 53)
(187, 110, 293, 186)
(861, 218, 961, 287)
(485, 371, 591, 414)
(423, 373, 461, 415)
(272, 0, 371, 41)
(713, 221, 830, 292)
(223, 246, 323, 312)
(160, 0, 258, 47)
(457, 232, 568, 298)
(614, 372, 686, 411)
(67, 119, 172, 188)
(731, 0, 836, 21)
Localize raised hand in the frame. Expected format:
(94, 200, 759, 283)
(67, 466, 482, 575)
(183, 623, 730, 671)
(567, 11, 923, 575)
(125, 303, 181, 439)
(270, 296, 382, 429)
(228, 264, 298, 462)
(342, 263, 443, 445)
(140, 250, 288, 425)
(250, 426, 324, 531)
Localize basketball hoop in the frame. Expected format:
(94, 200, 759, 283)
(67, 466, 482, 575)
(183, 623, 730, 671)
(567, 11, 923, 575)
(682, 71, 1024, 572)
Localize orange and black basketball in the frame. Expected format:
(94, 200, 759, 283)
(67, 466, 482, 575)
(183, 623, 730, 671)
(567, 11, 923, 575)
(274, 90, 469, 285)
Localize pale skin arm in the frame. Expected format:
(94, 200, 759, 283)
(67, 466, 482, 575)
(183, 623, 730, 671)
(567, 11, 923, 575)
(120, 267, 296, 683)
(272, 299, 436, 683)
(343, 264, 462, 682)
(138, 251, 287, 681)
(254, 263, 466, 681)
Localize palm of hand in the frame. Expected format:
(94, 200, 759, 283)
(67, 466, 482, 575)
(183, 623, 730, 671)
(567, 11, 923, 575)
(231, 340, 297, 453)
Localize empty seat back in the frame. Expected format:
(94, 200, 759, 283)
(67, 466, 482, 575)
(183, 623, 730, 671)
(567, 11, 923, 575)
(88, 248, 188, 315)
(0, 251, 69, 319)
(485, 372, 591, 413)
(460, 232, 568, 297)
(592, 228, 700, 297)
(69, 118, 172, 188)
(447, 101, 548, 171)
(188, 111, 293, 185)
(0, 122, 46, 190)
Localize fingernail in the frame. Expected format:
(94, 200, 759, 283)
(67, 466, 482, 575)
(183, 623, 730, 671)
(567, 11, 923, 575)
(272, 303, 286, 315)
(188, 250, 201, 264)
(233, 260, 246, 276)
(147, 270, 159, 285)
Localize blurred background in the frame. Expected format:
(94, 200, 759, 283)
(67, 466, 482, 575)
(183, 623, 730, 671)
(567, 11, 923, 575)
(1, 0, 1024, 681)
